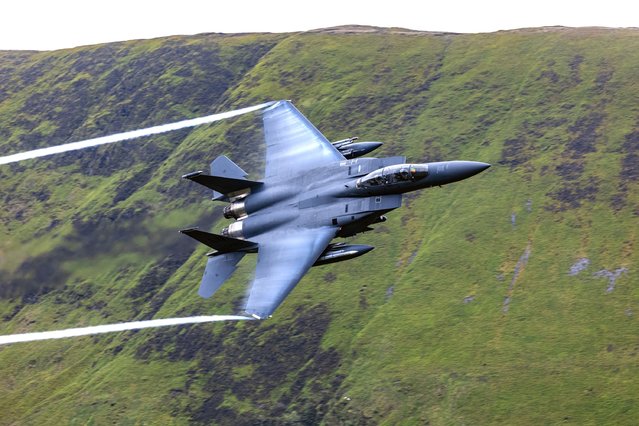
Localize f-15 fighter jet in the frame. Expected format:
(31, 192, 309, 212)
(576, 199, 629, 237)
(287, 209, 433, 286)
(181, 101, 489, 319)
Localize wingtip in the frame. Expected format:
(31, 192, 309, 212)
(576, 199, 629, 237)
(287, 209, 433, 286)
(179, 227, 198, 234)
(182, 171, 203, 179)
(263, 101, 283, 112)
(244, 311, 272, 320)
(264, 99, 295, 112)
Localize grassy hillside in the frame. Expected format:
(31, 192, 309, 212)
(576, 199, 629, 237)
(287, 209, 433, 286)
(0, 26, 638, 424)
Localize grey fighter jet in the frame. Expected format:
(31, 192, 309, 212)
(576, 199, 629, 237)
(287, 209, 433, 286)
(181, 100, 489, 319)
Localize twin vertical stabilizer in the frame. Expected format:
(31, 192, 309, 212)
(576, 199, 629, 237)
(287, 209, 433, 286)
(182, 155, 262, 201)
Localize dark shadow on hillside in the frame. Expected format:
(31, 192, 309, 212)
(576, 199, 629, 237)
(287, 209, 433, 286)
(134, 304, 343, 425)
(0, 206, 201, 303)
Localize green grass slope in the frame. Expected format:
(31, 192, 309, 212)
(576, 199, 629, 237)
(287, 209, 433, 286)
(0, 26, 638, 424)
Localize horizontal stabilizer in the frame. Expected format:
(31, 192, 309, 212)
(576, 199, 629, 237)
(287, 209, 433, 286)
(199, 252, 245, 298)
(180, 228, 258, 253)
(182, 171, 262, 198)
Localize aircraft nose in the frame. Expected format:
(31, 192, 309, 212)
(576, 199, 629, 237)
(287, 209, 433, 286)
(435, 161, 490, 185)
(457, 161, 491, 178)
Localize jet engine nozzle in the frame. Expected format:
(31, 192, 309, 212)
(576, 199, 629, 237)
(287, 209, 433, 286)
(223, 201, 247, 219)
(221, 221, 244, 239)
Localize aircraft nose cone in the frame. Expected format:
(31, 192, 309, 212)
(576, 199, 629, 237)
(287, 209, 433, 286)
(452, 161, 490, 179)
(464, 161, 491, 176)
(433, 161, 490, 185)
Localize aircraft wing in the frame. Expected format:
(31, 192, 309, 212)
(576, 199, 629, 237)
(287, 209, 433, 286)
(244, 226, 337, 319)
(263, 101, 345, 179)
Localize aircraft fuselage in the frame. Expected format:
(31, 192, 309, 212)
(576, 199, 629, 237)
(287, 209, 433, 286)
(222, 157, 489, 240)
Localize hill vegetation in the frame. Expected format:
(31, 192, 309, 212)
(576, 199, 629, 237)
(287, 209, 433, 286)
(0, 26, 638, 424)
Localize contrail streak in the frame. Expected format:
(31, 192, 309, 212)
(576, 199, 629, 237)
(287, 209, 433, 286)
(0, 101, 276, 165)
(0, 315, 253, 345)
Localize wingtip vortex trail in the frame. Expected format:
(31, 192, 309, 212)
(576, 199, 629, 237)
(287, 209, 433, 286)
(0, 101, 276, 165)
(0, 315, 254, 346)
(0, 101, 272, 345)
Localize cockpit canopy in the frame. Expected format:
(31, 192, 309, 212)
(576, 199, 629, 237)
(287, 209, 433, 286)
(356, 164, 429, 188)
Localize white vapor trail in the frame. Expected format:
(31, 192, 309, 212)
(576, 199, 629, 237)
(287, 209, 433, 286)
(0, 101, 276, 165)
(0, 315, 253, 345)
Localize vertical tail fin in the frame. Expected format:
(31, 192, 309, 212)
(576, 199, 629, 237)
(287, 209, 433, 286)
(210, 156, 251, 200)
(182, 156, 262, 201)
(199, 252, 246, 298)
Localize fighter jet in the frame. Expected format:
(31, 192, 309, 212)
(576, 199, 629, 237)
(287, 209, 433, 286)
(180, 100, 490, 319)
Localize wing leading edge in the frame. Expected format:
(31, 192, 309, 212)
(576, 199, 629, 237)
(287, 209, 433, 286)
(263, 101, 345, 179)
(244, 227, 337, 319)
